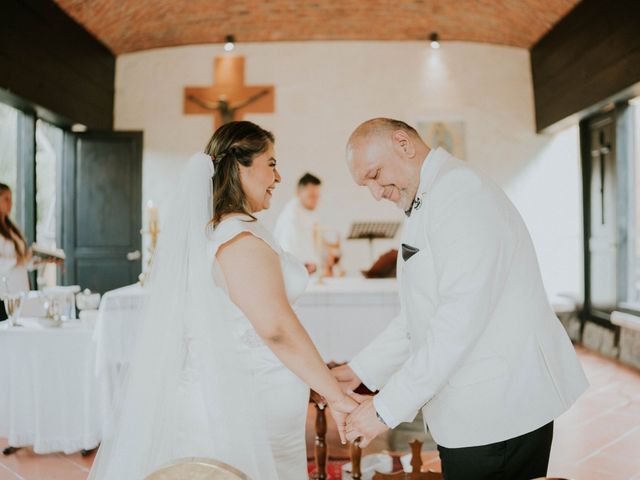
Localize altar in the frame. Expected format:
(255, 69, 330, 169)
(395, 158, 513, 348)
(297, 278, 400, 362)
(92, 278, 578, 410)
(94, 278, 400, 374)
(94, 278, 580, 369)
(88, 277, 398, 424)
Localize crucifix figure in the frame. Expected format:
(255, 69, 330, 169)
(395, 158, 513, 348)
(184, 56, 274, 128)
(187, 90, 270, 125)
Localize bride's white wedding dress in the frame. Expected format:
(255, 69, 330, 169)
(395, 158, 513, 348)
(87, 154, 312, 480)
(206, 216, 310, 479)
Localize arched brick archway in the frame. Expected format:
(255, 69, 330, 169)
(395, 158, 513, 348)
(54, 0, 580, 54)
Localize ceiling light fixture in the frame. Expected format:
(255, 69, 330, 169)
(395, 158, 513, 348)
(430, 32, 440, 49)
(224, 34, 235, 52)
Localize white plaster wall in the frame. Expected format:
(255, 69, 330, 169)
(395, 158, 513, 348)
(114, 41, 582, 298)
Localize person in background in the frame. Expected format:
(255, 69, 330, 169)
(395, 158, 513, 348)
(0, 183, 33, 320)
(274, 173, 322, 274)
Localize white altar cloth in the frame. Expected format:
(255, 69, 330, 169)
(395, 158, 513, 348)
(296, 278, 400, 362)
(94, 278, 400, 369)
(94, 280, 577, 368)
(93, 279, 576, 403)
(0, 321, 101, 454)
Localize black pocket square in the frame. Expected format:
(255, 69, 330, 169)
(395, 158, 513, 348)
(401, 243, 420, 261)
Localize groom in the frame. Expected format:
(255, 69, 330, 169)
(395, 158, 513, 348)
(333, 118, 588, 479)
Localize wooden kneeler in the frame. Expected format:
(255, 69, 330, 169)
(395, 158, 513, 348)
(312, 398, 329, 479)
(310, 396, 441, 480)
(370, 440, 442, 480)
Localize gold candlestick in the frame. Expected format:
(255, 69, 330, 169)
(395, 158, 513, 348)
(313, 225, 325, 285)
(139, 203, 160, 286)
(313, 225, 343, 283)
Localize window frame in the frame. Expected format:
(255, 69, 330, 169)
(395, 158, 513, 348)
(0, 89, 71, 288)
(580, 100, 640, 342)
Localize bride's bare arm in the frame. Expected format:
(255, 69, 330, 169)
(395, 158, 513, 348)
(217, 232, 357, 438)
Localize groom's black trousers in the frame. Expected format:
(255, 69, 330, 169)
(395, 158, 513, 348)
(437, 421, 553, 480)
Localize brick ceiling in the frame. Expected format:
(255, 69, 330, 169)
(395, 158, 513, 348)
(54, 0, 581, 54)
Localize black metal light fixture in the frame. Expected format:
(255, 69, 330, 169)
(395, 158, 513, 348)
(224, 34, 235, 52)
(430, 32, 440, 49)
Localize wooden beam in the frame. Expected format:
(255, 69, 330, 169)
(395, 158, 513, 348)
(531, 0, 640, 132)
(0, 0, 115, 129)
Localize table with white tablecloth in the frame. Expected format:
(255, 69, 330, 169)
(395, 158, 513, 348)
(296, 278, 400, 362)
(0, 321, 102, 454)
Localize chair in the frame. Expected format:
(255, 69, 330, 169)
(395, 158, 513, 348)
(144, 457, 250, 480)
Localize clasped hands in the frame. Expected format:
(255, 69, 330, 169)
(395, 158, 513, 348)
(327, 364, 389, 448)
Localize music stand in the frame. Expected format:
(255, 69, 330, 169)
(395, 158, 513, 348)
(347, 221, 401, 263)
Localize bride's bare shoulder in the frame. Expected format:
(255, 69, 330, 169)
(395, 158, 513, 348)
(217, 231, 270, 257)
(213, 218, 277, 257)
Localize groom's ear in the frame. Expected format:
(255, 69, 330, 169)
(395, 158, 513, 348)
(392, 130, 416, 159)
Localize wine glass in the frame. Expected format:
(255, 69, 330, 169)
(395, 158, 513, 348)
(43, 295, 62, 326)
(4, 292, 25, 328)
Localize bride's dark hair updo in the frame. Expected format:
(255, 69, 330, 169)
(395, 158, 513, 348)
(204, 121, 275, 227)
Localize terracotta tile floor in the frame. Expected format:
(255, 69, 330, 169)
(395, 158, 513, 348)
(1, 346, 639, 479)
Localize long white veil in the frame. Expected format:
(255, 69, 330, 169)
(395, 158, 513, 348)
(88, 153, 277, 479)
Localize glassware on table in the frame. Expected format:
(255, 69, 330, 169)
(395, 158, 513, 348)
(76, 288, 101, 311)
(4, 292, 25, 328)
(42, 286, 80, 322)
(40, 295, 61, 327)
(0, 276, 7, 327)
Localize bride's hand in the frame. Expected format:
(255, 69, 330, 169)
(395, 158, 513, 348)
(328, 394, 360, 444)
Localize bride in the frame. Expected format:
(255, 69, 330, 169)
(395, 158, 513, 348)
(88, 121, 358, 479)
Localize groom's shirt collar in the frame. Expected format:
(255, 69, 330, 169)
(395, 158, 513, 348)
(405, 147, 445, 217)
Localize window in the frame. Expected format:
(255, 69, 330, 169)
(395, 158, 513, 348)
(621, 98, 640, 308)
(1, 102, 65, 288)
(35, 120, 62, 248)
(35, 120, 63, 287)
(0, 103, 19, 215)
(583, 100, 640, 318)
(586, 113, 617, 312)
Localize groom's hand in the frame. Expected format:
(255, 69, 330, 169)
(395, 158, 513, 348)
(328, 395, 360, 444)
(345, 393, 389, 448)
(330, 364, 362, 393)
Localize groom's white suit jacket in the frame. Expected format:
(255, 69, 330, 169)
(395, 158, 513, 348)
(350, 148, 588, 448)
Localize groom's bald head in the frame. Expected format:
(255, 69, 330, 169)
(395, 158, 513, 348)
(345, 118, 429, 211)
(347, 118, 421, 150)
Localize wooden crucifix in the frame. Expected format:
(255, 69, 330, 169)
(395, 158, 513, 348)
(184, 56, 274, 128)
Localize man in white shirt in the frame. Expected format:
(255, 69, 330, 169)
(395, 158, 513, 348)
(333, 118, 588, 480)
(274, 173, 322, 274)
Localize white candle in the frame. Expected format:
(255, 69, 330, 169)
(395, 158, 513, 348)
(147, 201, 158, 223)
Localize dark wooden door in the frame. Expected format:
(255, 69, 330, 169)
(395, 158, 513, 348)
(62, 131, 142, 293)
